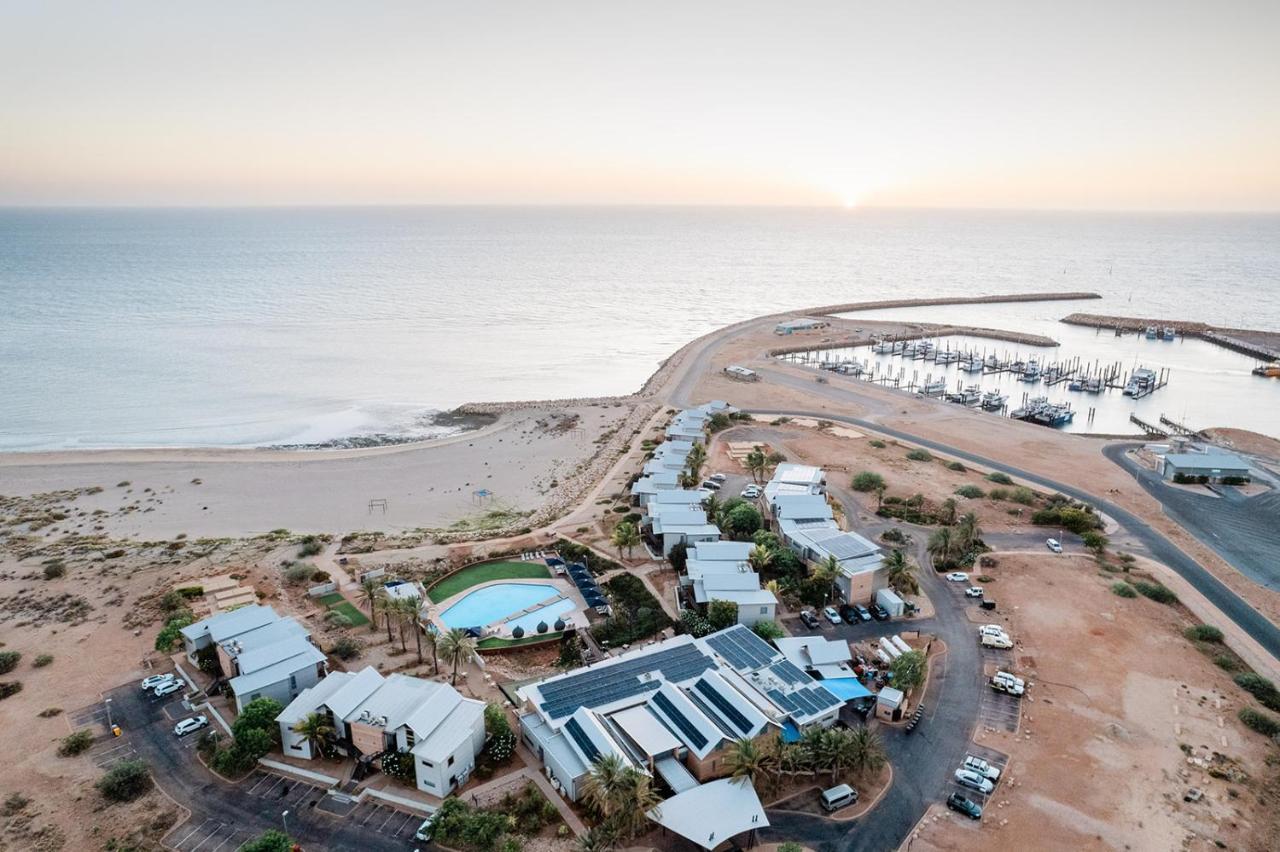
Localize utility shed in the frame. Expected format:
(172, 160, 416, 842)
(1161, 452, 1251, 483)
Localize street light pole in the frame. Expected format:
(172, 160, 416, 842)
(105, 697, 113, 727)
(281, 810, 289, 836)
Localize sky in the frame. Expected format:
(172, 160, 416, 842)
(1, 1, 1278, 210)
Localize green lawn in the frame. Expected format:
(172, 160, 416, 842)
(315, 592, 345, 607)
(329, 600, 370, 627)
(427, 561, 551, 603)
(477, 631, 564, 650)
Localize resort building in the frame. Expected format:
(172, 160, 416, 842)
(276, 667, 485, 797)
(762, 463, 827, 501)
(773, 317, 830, 335)
(516, 624, 840, 812)
(682, 541, 778, 627)
(630, 469, 682, 506)
(647, 489, 709, 513)
(179, 605, 329, 712)
(1161, 450, 1251, 483)
(646, 504, 722, 555)
(773, 636, 856, 679)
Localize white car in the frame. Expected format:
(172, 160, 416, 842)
(741, 484, 762, 499)
(981, 633, 1013, 650)
(978, 625, 1008, 638)
(954, 769, 995, 795)
(993, 670, 1025, 688)
(173, 715, 208, 737)
(141, 673, 175, 691)
(414, 813, 439, 842)
(962, 756, 1001, 782)
(153, 679, 183, 697)
(1046, 538, 1063, 553)
(709, 473, 727, 483)
(945, 572, 969, 582)
(823, 607, 842, 625)
(990, 672, 1025, 696)
(964, 587, 984, 598)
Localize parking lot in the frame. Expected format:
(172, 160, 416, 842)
(345, 800, 426, 842)
(944, 744, 1010, 812)
(167, 818, 253, 852)
(978, 684, 1022, 733)
(241, 770, 330, 810)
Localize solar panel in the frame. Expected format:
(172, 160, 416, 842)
(651, 692, 707, 749)
(538, 645, 715, 719)
(694, 679, 753, 735)
(705, 633, 751, 670)
(565, 717, 601, 763)
(769, 660, 807, 685)
(767, 688, 798, 712)
(809, 685, 840, 709)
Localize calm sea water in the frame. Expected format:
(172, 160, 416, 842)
(2, 207, 1278, 450)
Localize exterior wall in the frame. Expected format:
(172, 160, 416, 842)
(217, 646, 237, 678)
(686, 747, 725, 781)
(735, 602, 776, 627)
(876, 698, 907, 722)
(349, 721, 387, 757)
(414, 717, 485, 796)
(838, 568, 885, 605)
(519, 715, 584, 802)
(280, 721, 312, 759)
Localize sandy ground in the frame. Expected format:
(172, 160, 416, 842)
(907, 552, 1276, 852)
(0, 405, 625, 539)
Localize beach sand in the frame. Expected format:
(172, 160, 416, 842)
(0, 405, 626, 539)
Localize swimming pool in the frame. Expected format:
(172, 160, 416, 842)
(439, 582, 560, 628)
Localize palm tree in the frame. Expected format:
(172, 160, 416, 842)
(685, 443, 707, 481)
(939, 497, 958, 526)
(400, 594, 425, 663)
(745, 448, 766, 483)
(884, 549, 920, 596)
(611, 522, 640, 559)
(820, 729, 858, 784)
(358, 578, 383, 634)
(677, 470, 699, 489)
(927, 527, 954, 567)
(957, 512, 982, 550)
(439, 628, 476, 685)
(874, 481, 887, 510)
(819, 554, 841, 604)
(376, 594, 397, 644)
(611, 768, 662, 839)
(702, 493, 722, 522)
(799, 727, 827, 771)
(724, 737, 775, 791)
(422, 625, 439, 674)
(747, 545, 775, 574)
(847, 727, 887, 779)
(576, 827, 615, 852)
(292, 712, 334, 759)
(581, 753, 629, 821)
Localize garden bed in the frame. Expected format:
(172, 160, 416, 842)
(426, 560, 551, 603)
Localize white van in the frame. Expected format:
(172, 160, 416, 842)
(820, 784, 858, 812)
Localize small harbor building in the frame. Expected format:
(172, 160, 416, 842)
(1161, 451, 1251, 483)
(774, 317, 830, 335)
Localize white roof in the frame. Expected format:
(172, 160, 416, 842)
(180, 604, 278, 643)
(684, 558, 750, 580)
(648, 489, 707, 507)
(228, 642, 327, 697)
(774, 636, 852, 668)
(646, 682, 724, 760)
(324, 666, 387, 719)
(769, 463, 825, 487)
(412, 698, 484, 762)
(610, 705, 682, 756)
(564, 707, 634, 768)
(878, 686, 905, 708)
(697, 588, 778, 607)
(691, 670, 770, 738)
(382, 581, 425, 602)
(234, 634, 320, 675)
(647, 778, 769, 849)
(689, 541, 755, 562)
(770, 494, 834, 521)
(276, 670, 357, 725)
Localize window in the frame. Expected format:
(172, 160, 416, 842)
(405, 729, 416, 747)
(289, 674, 297, 690)
(447, 755, 454, 766)
(760, 606, 768, 614)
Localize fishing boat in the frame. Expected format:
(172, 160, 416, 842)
(872, 340, 896, 354)
(1021, 359, 1042, 382)
(836, 362, 865, 376)
(1253, 363, 1280, 378)
(1083, 376, 1105, 393)
(980, 390, 1007, 411)
(946, 385, 983, 406)
(1145, 326, 1158, 339)
(1162, 327, 1176, 341)
(1123, 367, 1158, 397)
(918, 378, 947, 397)
(934, 350, 960, 365)
(1010, 396, 1050, 420)
(960, 358, 984, 373)
(1032, 402, 1075, 427)
(1067, 378, 1084, 391)
(983, 354, 1000, 369)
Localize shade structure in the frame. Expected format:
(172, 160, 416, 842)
(820, 676, 874, 701)
(647, 778, 768, 850)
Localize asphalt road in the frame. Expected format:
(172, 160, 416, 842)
(745, 364, 1280, 661)
(102, 680, 425, 851)
(1102, 443, 1280, 592)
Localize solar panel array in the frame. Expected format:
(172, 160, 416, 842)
(767, 684, 843, 719)
(538, 643, 715, 719)
(694, 678, 754, 735)
(705, 625, 779, 672)
(651, 692, 708, 750)
(564, 716, 601, 763)
(769, 660, 808, 685)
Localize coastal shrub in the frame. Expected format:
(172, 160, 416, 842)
(556, 539, 621, 575)
(154, 613, 195, 652)
(946, 461, 966, 472)
(1031, 506, 1102, 534)
(0, 652, 20, 675)
(33, 654, 54, 668)
(880, 528, 906, 544)
(986, 472, 1013, 485)
(988, 487, 1009, 501)
(1234, 674, 1280, 712)
(283, 562, 314, 584)
(611, 505, 629, 513)
(2, 794, 30, 817)
(1184, 625, 1224, 644)
(906, 449, 933, 462)
(241, 831, 294, 852)
(331, 637, 362, 660)
(954, 485, 984, 499)
(38, 707, 62, 717)
(97, 760, 152, 802)
(58, 729, 95, 757)
(1133, 581, 1177, 604)
(851, 471, 886, 492)
(1010, 487, 1037, 506)
(593, 574, 672, 647)
(310, 569, 331, 583)
(381, 750, 416, 783)
(679, 609, 713, 638)
(43, 563, 66, 580)
(1214, 655, 1240, 672)
(778, 843, 804, 852)
(104, 549, 126, 559)
(297, 536, 323, 558)
(752, 620, 785, 641)
(324, 611, 352, 628)
(1111, 582, 1137, 598)
(1081, 531, 1108, 552)
(868, 439, 886, 448)
(1238, 707, 1280, 738)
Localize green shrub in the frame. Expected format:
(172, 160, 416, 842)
(154, 612, 195, 652)
(297, 536, 324, 557)
(33, 654, 54, 668)
(381, 750, 416, 783)
(868, 439, 886, 449)
(1238, 707, 1280, 738)
(241, 830, 294, 852)
(851, 471, 886, 492)
(1111, 582, 1137, 598)
(707, 599, 739, 631)
(58, 729, 95, 757)
(752, 620, 785, 641)
(283, 562, 314, 584)
(986, 472, 1013, 485)
(331, 636, 362, 660)
(988, 487, 1009, 501)
(592, 574, 672, 646)
(1184, 625, 1224, 643)
(954, 485, 984, 499)
(1214, 655, 1240, 672)
(0, 652, 20, 674)
(679, 609, 713, 638)
(97, 760, 152, 802)
(1010, 487, 1036, 506)
(880, 528, 906, 544)
(946, 461, 966, 472)
(1032, 505, 1103, 533)
(1081, 531, 1108, 552)
(906, 448, 933, 462)
(1133, 581, 1177, 604)
(38, 707, 62, 717)
(43, 563, 67, 580)
(1234, 674, 1280, 712)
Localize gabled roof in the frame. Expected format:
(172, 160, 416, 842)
(647, 778, 769, 849)
(688, 541, 755, 562)
(648, 489, 707, 506)
(220, 616, 308, 657)
(651, 509, 709, 533)
(276, 670, 357, 725)
(412, 698, 484, 762)
(769, 463, 825, 487)
(228, 642, 327, 697)
(347, 673, 439, 729)
(774, 636, 852, 669)
(645, 682, 724, 760)
(563, 707, 633, 768)
(770, 494, 834, 521)
(234, 634, 321, 675)
(1164, 452, 1249, 469)
(179, 604, 278, 643)
(324, 666, 387, 720)
(609, 705, 682, 757)
(688, 670, 770, 739)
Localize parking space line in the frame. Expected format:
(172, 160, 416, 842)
(169, 818, 215, 849)
(288, 782, 315, 806)
(377, 807, 399, 832)
(186, 822, 224, 852)
(359, 805, 382, 826)
(245, 772, 273, 794)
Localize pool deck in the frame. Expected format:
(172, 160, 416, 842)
(426, 575, 590, 640)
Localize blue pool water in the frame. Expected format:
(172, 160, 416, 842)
(506, 598, 576, 634)
(439, 583, 559, 628)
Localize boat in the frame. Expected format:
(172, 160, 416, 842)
(959, 356, 984, 373)
(1067, 378, 1084, 392)
(1145, 326, 1158, 339)
(836, 362, 865, 376)
(1123, 367, 1158, 397)
(1162, 327, 1176, 341)
(918, 379, 947, 397)
(1021, 359, 1042, 382)
(946, 385, 983, 405)
(983, 354, 1000, 370)
(980, 390, 1008, 411)
(1083, 376, 1105, 393)
(934, 350, 960, 365)
(1253, 363, 1280, 378)
(1011, 396, 1050, 420)
(872, 340, 896, 354)
(1032, 402, 1075, 427)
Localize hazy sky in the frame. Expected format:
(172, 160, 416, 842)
(2, 1, 1278, 209)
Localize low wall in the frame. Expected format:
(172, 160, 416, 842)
(308, 581, 338, 597)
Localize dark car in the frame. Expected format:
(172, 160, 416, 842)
(854, 605, 872, 622)
(870, 604, 890, 621)
(799, 610, 821, 629)
(838, 604, 858, 624)
(980, 599, 997, 611)
(946, 792, 983, 820)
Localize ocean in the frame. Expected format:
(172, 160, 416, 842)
(2, 207, 1278, 450)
